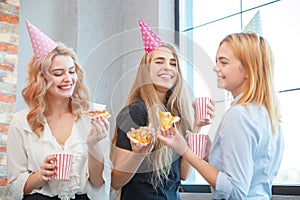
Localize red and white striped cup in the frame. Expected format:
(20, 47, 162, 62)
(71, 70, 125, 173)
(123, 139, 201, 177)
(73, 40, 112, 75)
(195, 97, 211, 121)
(54, 153, 73, 180)
(187, 133, 207, 159)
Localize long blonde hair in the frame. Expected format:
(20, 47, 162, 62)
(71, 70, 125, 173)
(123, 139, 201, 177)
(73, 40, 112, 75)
(22, 43, 89, 137)
(219, 32, 281, 134)
(112, 43, 193, 184)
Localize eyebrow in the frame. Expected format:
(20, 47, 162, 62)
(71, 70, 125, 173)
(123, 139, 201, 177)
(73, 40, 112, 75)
(51, 66, 75, 72)
(153, 57, 166, 60)
(216, 56, 230, 61)
(153, 57, 176, 62)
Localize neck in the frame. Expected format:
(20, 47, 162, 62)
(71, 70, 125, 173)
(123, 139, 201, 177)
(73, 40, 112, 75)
(45, 98, 71, 117)
(156, 90, 167, 104)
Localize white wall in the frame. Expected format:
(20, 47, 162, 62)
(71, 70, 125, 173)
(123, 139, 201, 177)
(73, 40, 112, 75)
(17, 0, 174, 125)
(17, 0, 68, 110)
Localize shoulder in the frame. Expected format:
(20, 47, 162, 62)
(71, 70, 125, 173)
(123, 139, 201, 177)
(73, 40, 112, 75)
(117, 100, 147, 122)
(9, 108, 33, 134)
(128, 100, 147, 114)
(223, 104, 270, 137)
(12, 108, 29, 118)
(116, 100, 148, 135)
(226, 103, 267, 122)
(10, 108, 30, 126)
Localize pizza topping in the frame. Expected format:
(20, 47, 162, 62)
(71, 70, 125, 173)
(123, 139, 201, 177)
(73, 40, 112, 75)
(157, 107, 180, 131)
(127, 126, 153, 145)
(81, 110, 111, 118)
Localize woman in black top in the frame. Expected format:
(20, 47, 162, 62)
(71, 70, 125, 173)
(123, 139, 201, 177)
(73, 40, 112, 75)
(111, 20, 213, 200)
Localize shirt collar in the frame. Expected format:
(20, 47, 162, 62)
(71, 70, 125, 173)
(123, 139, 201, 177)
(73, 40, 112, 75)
(230, 93, 243, 107)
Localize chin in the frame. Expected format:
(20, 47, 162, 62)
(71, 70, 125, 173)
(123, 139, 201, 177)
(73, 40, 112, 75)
(154, 84, 171, 91)
(216, 83, 224, 89)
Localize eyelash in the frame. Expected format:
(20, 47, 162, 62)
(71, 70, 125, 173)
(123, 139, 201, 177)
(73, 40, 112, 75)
(54, 70, 76, 76)
(217, 60, 227, 65)
(155, 61, 177, 67)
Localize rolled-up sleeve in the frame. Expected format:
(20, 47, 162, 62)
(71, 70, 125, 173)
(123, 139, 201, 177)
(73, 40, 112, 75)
(7, 118, 30, 200)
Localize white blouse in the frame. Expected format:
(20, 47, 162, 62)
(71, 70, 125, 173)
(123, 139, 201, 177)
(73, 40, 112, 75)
(7, 108, 111, 200)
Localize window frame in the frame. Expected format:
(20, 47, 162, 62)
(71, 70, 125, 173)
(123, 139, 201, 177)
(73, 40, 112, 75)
(175, 0, 300, 196)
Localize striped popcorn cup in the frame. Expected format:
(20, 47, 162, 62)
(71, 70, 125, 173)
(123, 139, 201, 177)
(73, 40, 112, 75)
(54, 153, 73, 180)
(187, 133, 207, 159)
(195, 97, 211, 121)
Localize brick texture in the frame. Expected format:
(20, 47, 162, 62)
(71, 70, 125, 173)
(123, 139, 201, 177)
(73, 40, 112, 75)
(0, 0, 20, 198)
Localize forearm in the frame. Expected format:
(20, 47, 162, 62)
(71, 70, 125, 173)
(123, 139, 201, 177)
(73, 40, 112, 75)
(180, 157, 193, 180)
(182, 148, 218, 188)
(111, 147, 147, 189)
(88, 152, 104, 188)
(23, 171, 46, 195)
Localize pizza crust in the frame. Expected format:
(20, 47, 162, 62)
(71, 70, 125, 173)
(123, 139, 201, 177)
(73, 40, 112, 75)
(81, 110, 111, 118)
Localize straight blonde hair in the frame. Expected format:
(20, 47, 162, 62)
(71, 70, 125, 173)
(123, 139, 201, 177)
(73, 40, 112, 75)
(219, 33, 281, 134)
(112, 43, 193, 185)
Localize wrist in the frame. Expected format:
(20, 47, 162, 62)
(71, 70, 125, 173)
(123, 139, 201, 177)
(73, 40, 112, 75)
(192, 124, 202, 133)
(182, 146, 192, 158)
(34, 171, 46, 188)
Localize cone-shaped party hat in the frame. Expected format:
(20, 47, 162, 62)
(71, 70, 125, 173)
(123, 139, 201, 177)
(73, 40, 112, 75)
(138, 20, 165, 53)
(242, 11, 262, 36)
(25, 20, 57, 58)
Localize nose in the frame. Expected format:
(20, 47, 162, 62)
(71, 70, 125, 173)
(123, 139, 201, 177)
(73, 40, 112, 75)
(164, 63, 172, 71)
(213, 64, 220, 72)
(63, 73, 72, 82)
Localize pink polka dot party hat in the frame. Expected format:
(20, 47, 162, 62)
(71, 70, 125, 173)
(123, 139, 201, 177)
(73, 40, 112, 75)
(25, 20, 57, 58)
(138, 20, 165, 53)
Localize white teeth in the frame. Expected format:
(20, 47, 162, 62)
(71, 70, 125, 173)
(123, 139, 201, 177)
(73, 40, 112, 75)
(160, 75, 172, 79)
(59, 85, 71, 89)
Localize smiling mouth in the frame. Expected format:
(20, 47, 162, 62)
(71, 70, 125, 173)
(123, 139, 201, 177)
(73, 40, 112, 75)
(217, 75, 225, 79)
(159, 74, 173, 79)
(58, 85, 72, 90)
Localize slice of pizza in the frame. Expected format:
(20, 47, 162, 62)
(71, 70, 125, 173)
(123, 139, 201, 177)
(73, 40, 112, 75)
(127, 126, 153, 145)
(81, 110, 111, 118)
(157, 107, 180, 131)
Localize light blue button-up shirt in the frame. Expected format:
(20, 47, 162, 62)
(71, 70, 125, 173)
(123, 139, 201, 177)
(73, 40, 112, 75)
(209, 95, 284, 200)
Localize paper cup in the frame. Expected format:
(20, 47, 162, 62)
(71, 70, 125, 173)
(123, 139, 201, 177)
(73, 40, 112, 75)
(54, 153, 73, 180)
(195, 97, 211, 121)
(187, 133, 207, 159)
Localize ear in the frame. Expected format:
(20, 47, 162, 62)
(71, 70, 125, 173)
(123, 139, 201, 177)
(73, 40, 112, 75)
(240, 65, 248, 79)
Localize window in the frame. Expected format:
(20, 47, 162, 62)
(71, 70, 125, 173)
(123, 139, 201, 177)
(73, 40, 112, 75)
(179, 0, 300, 190)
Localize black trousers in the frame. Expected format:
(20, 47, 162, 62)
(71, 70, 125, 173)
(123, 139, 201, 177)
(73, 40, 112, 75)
(23, 193, 90, 200)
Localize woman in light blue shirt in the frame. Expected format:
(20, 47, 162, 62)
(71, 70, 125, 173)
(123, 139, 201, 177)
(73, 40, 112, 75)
(157, 32, 284, 199)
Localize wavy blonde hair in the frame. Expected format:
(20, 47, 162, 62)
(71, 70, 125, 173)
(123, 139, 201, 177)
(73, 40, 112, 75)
(220, 32, 281, 134)
(112, 43, 193, 185)
(22, 43, 89, 137)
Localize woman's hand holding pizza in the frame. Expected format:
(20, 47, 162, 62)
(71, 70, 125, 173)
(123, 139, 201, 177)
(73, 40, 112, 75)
(87, 116, 109, 147)
(156, 126, 189, 156)
(127, 126, 155, 154)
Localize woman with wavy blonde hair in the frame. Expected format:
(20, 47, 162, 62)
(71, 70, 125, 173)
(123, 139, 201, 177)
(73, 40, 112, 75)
(157, 32, 284, 200)
(7, 21, 111, 200)
(22, 43, 89, 137)
(111, 20, 212, 200)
